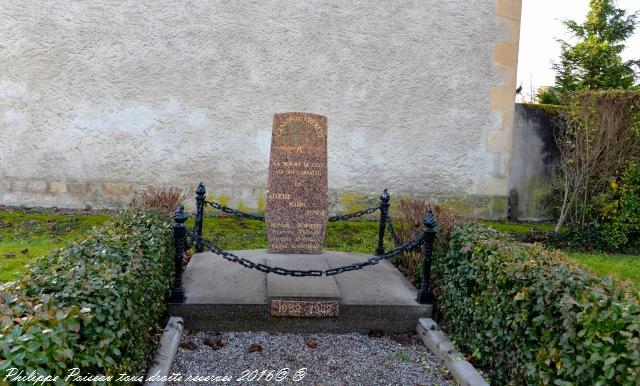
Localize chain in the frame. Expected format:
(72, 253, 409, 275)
(204, 200, 379, 223)
(324, 234, 423, 276)
(186, 231, 423, 277)
(386, 216, 403, 248)
(328, 205, 380, 222)
(188, 231, 323, 276)
(204, 200, 266, 221)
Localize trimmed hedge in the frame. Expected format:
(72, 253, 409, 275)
(0, 211, 173, 383)
(434, 224, 640, 386)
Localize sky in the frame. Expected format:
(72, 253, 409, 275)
(517, 0, 640, 102)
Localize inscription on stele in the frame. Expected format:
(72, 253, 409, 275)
(266, 112, 328, 254)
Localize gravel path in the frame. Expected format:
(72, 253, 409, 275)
(168, 331, 456, 386)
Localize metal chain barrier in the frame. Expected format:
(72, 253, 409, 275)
(204, 200, 266, 221)
(186, 231, 423, 277)
(328, 205, 380, 222)
(203, 199, 380, 223)
(324, 234, 422, 276)
(188, 231, 322, 276)
(386, 216, 403, 248)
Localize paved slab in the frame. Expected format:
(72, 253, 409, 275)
(266, 252, 340, 299)
(325, 251, 420, 305)
(183, 252, 266, 304)
(172, 250, 431, 333)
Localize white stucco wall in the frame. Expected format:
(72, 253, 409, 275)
(0, 0, 521, 216)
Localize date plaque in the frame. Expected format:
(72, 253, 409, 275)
(270, 299, 339, 317)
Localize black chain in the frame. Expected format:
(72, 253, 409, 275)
(324, 234, 423, 276)
(386, 216, 403, 248)
(188, 231, 323, 276)
(204, 200, 266, 221)
(203, 200, 380, 223)
(187, 231, 423, 277)
(328, 205, 380, 222)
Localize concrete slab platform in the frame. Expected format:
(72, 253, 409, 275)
(171, 249, 431, 333)
(182, 252, 266, 304)
(266, 252, 340, 300)
(325, 251, 420, 305)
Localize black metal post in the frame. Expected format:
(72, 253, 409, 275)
(418, 211, 437, 304)
(375, 189, 391, 256)
(194, 182, 206, 253)
(171, 204, 187, 303)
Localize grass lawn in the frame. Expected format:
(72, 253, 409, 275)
(4, 211, 637, 287)
(479, 220, 640, 286)
(566, 252, 640, 286)
(0, 211, 110, 283)
(478, 220, 558, 235)
(190, 216, 382, 253)
(1, 212, 382, 284)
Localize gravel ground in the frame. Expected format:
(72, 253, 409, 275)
(168, 331, 457, 386)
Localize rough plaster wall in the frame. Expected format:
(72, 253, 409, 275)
(0, 0, 512, 210)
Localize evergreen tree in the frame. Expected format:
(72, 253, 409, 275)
(554, 0, 638, 99)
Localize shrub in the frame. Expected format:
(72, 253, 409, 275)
(553, 90, 640, 232)
(523, 226, 610, 253)
(591, 160, 640, 251)
(129, 187, 186, 213)
(0, 211, 173, 383)
(391, 198, 463, 285)
(434, 224, 640, 385)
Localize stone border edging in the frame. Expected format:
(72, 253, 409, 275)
(416, 318, 489, 386)
(144, 316, 184, 386)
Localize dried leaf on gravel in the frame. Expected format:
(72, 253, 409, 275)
(179, 341, 198, 350)
(390, 333, 414, 346)
(248, 342, 263, 352)
(204, 336, 228, 350)
(306, 339, 318, 349)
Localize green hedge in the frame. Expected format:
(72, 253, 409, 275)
(434, 224, 640, 386)
(0, 211, 173, 383)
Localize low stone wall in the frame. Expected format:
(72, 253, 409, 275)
(0, 178, 508, 218)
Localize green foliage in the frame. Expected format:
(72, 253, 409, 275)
(0, 211, 110, 283)
(537, 87, 562, 105)
(554, 0, 638, 99)
(567, 252, 640, 285)
(552, 90, 640, 231)
(433, 224, 640, 385)
(0, 211, 173, 384)
(592, 160, 640, 250)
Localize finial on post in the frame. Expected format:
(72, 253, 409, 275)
(195, 182, 206, 196)
(380, 188, 390, 203)
(424, 210, 437, 230)
(175, 204, 187, 224)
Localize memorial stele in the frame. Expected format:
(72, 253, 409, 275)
(266, 112, 328, 254)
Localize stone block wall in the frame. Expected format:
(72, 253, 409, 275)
(0, 0, 522, 218)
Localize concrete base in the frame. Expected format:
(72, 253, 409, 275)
(169, 250, 431, 333)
